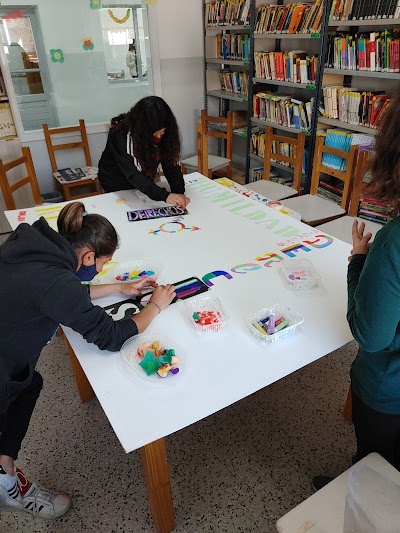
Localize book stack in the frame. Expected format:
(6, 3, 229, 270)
(321, 129, 375, 170)
(255, 1, 323, 34)
(254, 51, 318, 84)
(317, 177, 343, 204)
(253, 91, 313, 131)
(329, 0, 400, 21)
(326, 30, 400, 72)
(320, 86, 391, 129)
(219, 69, 249, 95)
(217, 33, 250, 60)
(251, 131, 306, 174)
(0, 102, 16, 138)
(358, 196, 394, 225)
(206, 0, 251, 26)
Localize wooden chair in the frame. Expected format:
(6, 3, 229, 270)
(283, 135, 359, 226)
(247, 127, 305, 201)
(317, 150, 383, 243)
(0, 146, 43, 210)
(43, 119, 101, 200)
(181, 110, 233, 179)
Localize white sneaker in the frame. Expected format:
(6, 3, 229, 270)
(0, 467, 71, 519)
(0, 464, 21, 511)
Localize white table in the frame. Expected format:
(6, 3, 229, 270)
(6, 173, 354, 533)
(276, 453, 400, 532)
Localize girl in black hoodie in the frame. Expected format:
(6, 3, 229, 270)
(0, 201, 175, 519)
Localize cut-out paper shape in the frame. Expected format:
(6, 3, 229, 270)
(149, 216, 201, 235)
(82, 37, 94, 51)
(90, 0, 101, 9)
(108, 8, 130, 24)
(50, 49, 64, 63)
(103, 297, 144, 321)
(127, 207, 188, 222)
(2, 10, 24, 20)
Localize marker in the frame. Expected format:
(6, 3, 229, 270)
(267, 315, 276, 335)
(252, 320, 266, 335)
(275, 319, 289, 332)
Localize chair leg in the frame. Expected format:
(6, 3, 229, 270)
(207, 169, 213, 179)
(181, 164, 187, 174)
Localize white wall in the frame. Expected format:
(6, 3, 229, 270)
(0, 0, 205, 202)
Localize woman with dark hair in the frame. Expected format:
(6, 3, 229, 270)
(313, 91, 400, 489)
(99, 96, 190, 207)
(0, 202, 175, 518)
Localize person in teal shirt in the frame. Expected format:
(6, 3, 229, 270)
(314, 92, 400, 490)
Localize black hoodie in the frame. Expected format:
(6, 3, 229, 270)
(0, 218, 137, 412)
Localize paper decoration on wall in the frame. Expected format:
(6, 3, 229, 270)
(50, 49, 64, 63)
(89, 0, 101, 9)
(82, 37, 94, 51)
(108, 8, 131, 24)
(142, 0, 158, 4)
(2, 10, 24, 20)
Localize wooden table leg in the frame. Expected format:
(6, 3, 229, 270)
(64, 338, 95, 403)
(140, 438, 176, 533)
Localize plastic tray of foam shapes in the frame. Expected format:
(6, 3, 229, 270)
(246, 304, 304, 344)
(185, 296, 228, 334)
(99, 259, 163, 284)
(281, 259, 321, 290)
(120, 333, 188, 385)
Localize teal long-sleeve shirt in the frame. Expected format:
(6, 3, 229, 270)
(348, 217, 400, 414)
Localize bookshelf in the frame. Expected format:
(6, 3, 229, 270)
(202, 1, 400, 193)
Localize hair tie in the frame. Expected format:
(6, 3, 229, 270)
(82, 211, 88, 217)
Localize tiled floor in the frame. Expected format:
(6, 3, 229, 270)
(1, 329, 358, 532)
(0, 213, 357, 533)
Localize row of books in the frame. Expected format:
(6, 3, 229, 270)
(206, 0, 251, 26)
(329, 0, 400, 21)
(0, 103, 16, 137)
(320, 87, 391, 128)
(254, 1, 323, 35)
(326, 30, 400, 72)
(251, 131, 306, 173)
(254, 51, 318, 84)
(253, 92, 313, 131)
(357, 196, 394, 225)
(216, 33, 250, 61)
(320, 129, 374, 170)
(218, 69, 249, 95)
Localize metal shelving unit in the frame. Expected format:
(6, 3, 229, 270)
(328, 18, 400, 27)
(324, 68, 400, 79)
(253, 77, 316, 89)
(250, 152, 296, 174)
(207, 89, 248, 103)
(254, 32, 321, 39)
(318, 116, 378, 135)
(206, 58, 250, 66)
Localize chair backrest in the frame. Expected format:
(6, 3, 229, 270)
(348, 149, 374, 217)
(0, 146, 42, 210)
(310, 135, 359, 211)
(263, 127, 306, 191)
(199, 109, 233, 177)
(43, 119, 92, 173)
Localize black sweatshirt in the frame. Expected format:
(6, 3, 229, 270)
(0, 219, 137, 411)
(98, 130, 185, 201)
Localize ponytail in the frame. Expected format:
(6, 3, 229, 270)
(58, 202, 119, 257)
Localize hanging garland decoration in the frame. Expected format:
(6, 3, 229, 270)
(108, 8, 131, 24)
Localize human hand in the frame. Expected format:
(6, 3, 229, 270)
(166, 193, 190, 208)
(349, 220, 372, 261)
(118, 277, 158, 296)
(149, 284, 176, 311)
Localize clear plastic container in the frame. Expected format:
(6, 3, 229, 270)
(281, 259, 321, 290)
(100, 259, 163, 284)
(120, 333, 188, 385)
(185, 296, 228, 334)
(246, 304, 304, 343)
